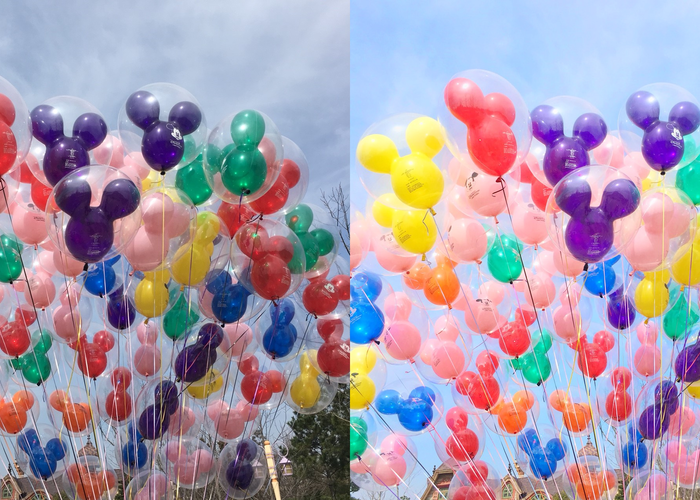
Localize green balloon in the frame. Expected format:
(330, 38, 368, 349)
(682, 135, 698, 164)
(663, 292, 699, 341)
(676, 159, 700, 205)
(298, 232, 319, 271)
(176, 155, 213, 206)
(311, 228, 335, 256)
(287, 240, 306, 275)
(230, 110, 265, 149)
(519, 351, 551, 385)
(487, 234, 522, 283)
(164, 293, 200, 341)
(350, 416, 368, 459)
(32, 330, 53, 355)
(220, 148, 267, 196)
(286, 204, 314, 234)
(21, 354, 51, 385)
(10, 358, 21, 369)
(0, 234, 23, 283)
(532, 329, 552, 355)
(205, 144, 224, 173)
(510, 358, 521, 370)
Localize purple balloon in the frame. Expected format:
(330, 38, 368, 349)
(72, 113, 108, 149)
(169, 101, 202, 135)
(531, 105, 564, 146)
(42, 137, 91, 187)
(607, 287, 636, 330)
(197, 323, 224, 349)
(554, 172, 591, 215)
(31, 105, 64, 145)
(638, 404, 670, 440)
(564, 208, 613, 263)
(626, 91, 660, 130)
(100, 178, 141, 220)
(641, 121, 685, 170)
(675, 343, 700, 383)
(141, 121, 185, 172)
(65, 208, 115, 263)
(107, 288, 135, 329)
(572, 113, 608, 149)
(669, 101, 700, 135)
(125, 91, 160, 130)
(600, 179, 641, 219)
(154, 380, 179, 415)
(236, 439, 257, 462)
(543, 137, 590, 186)
(226, 460, 254, 490)
(138, 404, 169, 440)
(54, 175, 91, 216)
(175, 345, 213, 383)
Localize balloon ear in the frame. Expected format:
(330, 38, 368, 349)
(0, 94, 15, 126)
(572, 113, 607, 150)
(626, 91, 660, 130)
(669, 101, 700, 136)
(554, 174, 591, 216)
(55, 176, 92, 217)
(169, 101, 202, 136)
(125, 91, 160, 131)
(99, 178, 140, 221)
(484, 93, 515, 126)
(31, 105, 64, 145)
(444, 78, 485, 127)
(600, 179, 640, 220)
(531, 105, 563, 147)
(73, 113, 108, 150)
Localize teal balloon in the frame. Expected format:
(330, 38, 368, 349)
(519, 351, 551, 385)
(532, 330, 552, 355)
(220, 148, 267, 196)
(511, 358, 521, 370)
(0, 234, 23, 283)
(286, 205, 314, 234)
(20, 354, 51, 385)
(164, 293, 200, 341)
(676, 159, 700, 205)
(298, 232, 320, 271)
(487, 234, 522, 283)
(663, 292, 699, 341)
(32, 330, 52, 355)
(230, 110, 265, 149)
(311, 228, 335, 256)
(176, 154, 212, 205)
(350, 416, 368, 459)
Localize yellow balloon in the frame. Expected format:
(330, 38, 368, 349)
(356, 134, 399, 174)
(390, 153, 444, 209)
(405, 117, 444, 158)
(196, 212, 221, 242)
(187, 369, 224, 399)
(350, 346, 377, 375)
(688, 381, 700, 399)
(634, 271, 670, 318)
(672, 238, 700, 286)
(391, 208, 437, 255)
(290, 374, 321, 408)
(372, 197, 396, 228)
(299, 351, 320, 378)
(172, 212, 219, 285)
(350, 373, 376, 410)
(134, 270, 171, 318)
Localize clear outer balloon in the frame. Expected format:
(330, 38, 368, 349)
(204, 395, 258, 442)
(124, 469, 171, 500)
(123, 185, 196, 271)
(439, 69, 532, 178)
(350, 206, 372, 271)
(351, 433, 417, 491)
(373, 381, 443, 436)
(286, 350, 339, 414)
(95, 366, 137, 426)
(47, 386, 94, 437)
(433, 406, 484, 468)
(275, 136, 310, 215)
(0, 76, 32, 176)
(561, 455, 619, 500)
(203, 109, 282, 204)
(625, 470, 672, 500)
(230, 218, 306, 301)
(61, 456, 118, 500)
(118, 82, 207, 173)
(545, 165, 642, 264)
(30, 96, 110, 186)
(217, 439, 267, 499)
(547, 387, 598, 438)
(14, 424, 70, 481)
(45, 165, 142, 264)
(446, 459, 501, 500)
(619, 83, 700, 173)
(159, 437, 215, 489)
(234, 352, 289, 410)
(0, 386, 40, 436)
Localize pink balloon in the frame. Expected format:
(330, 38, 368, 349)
(372, 453, 407, 486)
(193, 449, 213, 473)
(465, 172, 507, 217)
(214, 408, 245, 440)
(447, 186, 471, 219)
(384, 292, 412, 322)
(206, 400, 227, 421)
(523, 274, 555, 309)
(124, 153, 152, 180)
(222, 323, 253, 358)
(235, 400, 259, 422)
(593, 134, 624, 168)
(435, 315, 460, 342)
(52, 305, 83, 342)
(165, 442, 183, 462)
(553, 305, 583, 342)
(451, 284, 471, 312)
(420, 339, 440, 365)
(478, 281, 505, 305)
(37, 251, 57, 275)
(137, 321, 159, 345)
(624, 229, 667, 271)
(24, 271, 55, 309)
(462, 289, 499, 334)
(636, 322, 658, 344)
(552, 249, 586, 277)
(512, 200, 547, 246)
(169, 407, 196, 436)
(173, 460, 197, 485)
(447, 218, 488, 263)
(384, 321, 422, 361)
(432, 341, 465, 379)
(11, 203, 47, 245)
(53, 250, 84, 277)
(669, 408, 696, 437)
(633, 344, 661, 377)
(373, 233, 416, 273)
(350, 457, 372, 474)
(448, 157, 470, 185)
(381, 434, 408, 455)
(134, 344, 161, 377)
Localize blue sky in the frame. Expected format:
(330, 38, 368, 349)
(351, 1, 700, 498)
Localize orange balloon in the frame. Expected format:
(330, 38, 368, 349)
(66, 463, 86, 483)
(497, 403, 527, 434)
(548, 389, 570, 413)
(403, 262, 431, 290)
(513, 390, 535, 411)
(600, 470, 616, 490)
(75, 474, 103, 500)
(566, 464, 581, 483)
(63, 403, 90, 432)
(580, 471, 603, 500)
(435, 254, 459, 269)
(0, 402, 26, 434)
(49, 390, 69, 411)
(562, 403, 591, 433)
(423, 265, 460, 306)
(12, 390, 34, 412)
(104, 470, 117, 490)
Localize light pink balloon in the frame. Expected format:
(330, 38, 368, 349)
(465, 172, 507, 217)
(553, 305, 583, 342)
(193, 449, 214, 473)
(24, 271, 55, 309)
(10, 203, 47, 245)
(235, 400, 259, 421)
(373, 233, 416, 274)
(634, 345, 661, 377)
(165, 442, 183, 462)
(137, 321, 159, 345)
(636, 322, 658, 344)
(37, 251, 57, 275)
(593, 134, 624, 168)
(447, 218, 488, 263)
(432, 341, 465, 379)
(479, 281, 505, 305)
(381, 434, 408, 456)
(420, 339, 440, 365)
(674, 450, 700, 486)
(435, 315, 460, 342)
(214, 409, 245, 440)
(223, 323, 253, 358)
(624, 229, 667, 271)
(385, 321, 422, 361)
(558, 283, 582, 307)
(372, 453, 407, 486)
(206, 400, 227, 421)
(552, 249, 586, 277)
(109, 136, 125, 167)
(173, 459, 197, 485)
(134, 344, 161, 377)
(52, 305, 83, 342)
(124, 153, 152, 180)
(462, 289, 499, 334)
(669, 408, 696, 437)
(169, 407, 196, 436)
(448, 157, 470, 185)
(384, 292, 412, 322)
(512, 200, 547, 246)
(447, 186, 471, 218)
(350, 457, 373, 474)
(53, 250, 84, 277)
(524, 274, 555, 309)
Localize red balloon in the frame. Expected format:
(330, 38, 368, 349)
(0, 122, 17, 176)
(0, 94, 15, 126)
(265, 370, 285, 393)
(17, 155, 36, 184)
(238, 353, 259, 375)
(475, 351, 499, 377)
(218, 202, 255, 238)
(515, 306, 537, 327)
(330, 274, 350, 301)
(302, 280, 339, 316)
(241, 371, 273, 405)
(531, 177, 553, 212)
(467, 376, 500, 411)
(445, 406, 469, 432)
(577, 342, 607, 379)
(317, 339, 350, 377)
(30, 178, 52, 212)
(464, 459, 490, 486)
(93, 330, 115, 353)
(16, 306, 36, 326)
(517, 157, 535, 184)
(593, 330, 615, 352)
(446, 429, 479, 461)
(280, 159, 301, 188)
(0, 321, 30, 357)
(605, 388, 632, 421)
(110, 367, 132, 389)
(497, 320, 530, 357)
(267, 235, 294, 263)
(236, 224, 270, 261)
(611, 367, 632, 390)
(317, 318, 343, 341)
(77, 343, 108, 378)
(251, 254, 292, 300)
(249, 175, 289, 215)
(105, 388, 132, 421)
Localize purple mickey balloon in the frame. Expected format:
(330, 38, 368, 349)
(626, 91, 700, 172)
(675, 342, 700, 383)
(138, 404, 169, 440)
(531, 104, 607, 185)
(31, 105, 64, 144)
(175, 345, 212, 383)
(100, 178, 141, 220)
(154, 380, 179, 415)
(125, 90, 203, 172)
(106, 288, 135, 330)
(607, 287, 636, 330)
(226, 460, 254, 490)
(638, 404, 670, 440)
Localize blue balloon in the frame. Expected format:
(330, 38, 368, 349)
(516, 428, 540, 453)
(262, 324, 296, 358)
(584, 262, 616, 296)
(398, 399, 432, 431)
(205, 269, 232, 295)
(627, 424, 644, 443)
(84, 262, 116, 296)
(621, 441, 648, 469)
(545, 438, 565, 461)
(212, 284, 250, 323)
(529, 447, 557, 479)
(17, 429, 40, 454)
(105, 254, 121, 266)
(128, 422, 143, 442)
(45, 438, 66, 461)
(350, 300, 384, 344)
(375, 390, 401, 415)
(269, 299, 295, 325)
(351, 272, 382, 302)
(29, 448, 57, 479)
(122, 441, 148, 470)
(409, 386, 436, 406)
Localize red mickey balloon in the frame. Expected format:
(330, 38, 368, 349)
(446, 429, 479, 461)
(317, 339, 349, 377)
(302, 279, 339, 316)
(249, 175, 289, 215)
(0, 320, 30, 357)
(251, 254, 292, 300)
(241, 370, 273, 405)
(280, 159, 301, 188)
(77, 342, 108, 378)
(237, 225, 270, 261)
(105, 387, 132, 421)
(218, 202, 255, 237)
(0, 94, 17, 176)
(331, 274, 350, 301)
(267, 235, 294, 263)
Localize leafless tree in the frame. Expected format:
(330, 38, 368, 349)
(320, 183, 350, 254)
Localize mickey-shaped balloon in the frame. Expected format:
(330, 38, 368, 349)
(30, 105, 107, 185)
(262, 299, 298, 359)
(531, 105, 607, 186)
(626, 91, 700, 172)
(620, 424, 648, 474)
(576, 330, 615, 379)
(138, 380, 179, 440)
(106, 284, 136, 331)
(607, 286, 636, 330)
(223, 439, 259, 492)
(455, 352, 502, 412)
(120, 423, 148, 473)
(54, 173, 140, 263)
(376, 385, 437, 433)
(105, 367, 133, 422)
(0, 94, 18, 175)
(11, 329, 52, 385)
(516, 428, 566, 480)
(238, 353, 285, 406)
(207, 270, 252, 324)
(125, 91, 202, 172)
(604, 367, 633, 424)
(511, 330, 553, 385)
(443, 407, 480, 462)
(175, 323, 223, 383)
(17, 428, 67, 480)
(638, 379, 678, 440)
(555, 172, 640, 263)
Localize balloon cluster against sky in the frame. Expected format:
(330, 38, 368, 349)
(351, 70, 700, 500)
(0, 75, 349, 499)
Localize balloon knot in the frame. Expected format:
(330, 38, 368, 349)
(644, 318, 649, 325)
(582, 263, 589, 272)
(421, 254, 426, 262)
(83, 263, 89, 272)
(476, 259, 482, 265)
(494, 216, 499, 224)
(374, 340, 381, 345)
(429, 208, 436, 216)
(160, 171, 165, 176)
(661, 170, 666, 176)
(144, 318, 149, 325)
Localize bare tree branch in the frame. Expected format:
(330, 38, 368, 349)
(320, 183, 350, 254)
